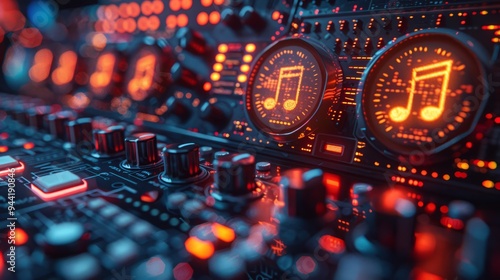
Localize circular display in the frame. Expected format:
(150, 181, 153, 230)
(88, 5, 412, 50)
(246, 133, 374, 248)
(360, 30, 487, 156)
(246, 38, 329, 138)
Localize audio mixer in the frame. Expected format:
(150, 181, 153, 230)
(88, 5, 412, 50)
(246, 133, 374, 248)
(0, 0, 499, 279)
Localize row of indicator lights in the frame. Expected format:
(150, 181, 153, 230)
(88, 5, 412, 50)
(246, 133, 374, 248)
(210, 44, 255, 83)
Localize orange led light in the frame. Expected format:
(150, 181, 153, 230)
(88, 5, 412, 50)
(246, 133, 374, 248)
(243, 54, 253, 63)
(30, 179, 88, 201)
(141, 1, 153, 16)
(482, 180, 494, 189)
(213, 63, 223, 72)
(185, 236, 214, 259)
(0, 162, 24, 177)
(23, 142, 34, 150)
(218, 44, 228, 53)
(209, 11, 220, 24)
(210, 72, 220, 81)
(169, 0, 181, 11)
(0, 146, 8, 153)
(272, 11, 281, 21)
(151, 1, 164, 14)
(237, 74, 247, 83)
(324, 143, 344, 155)
(215, 54, 226, 62)
(203, 82, 212, 92)
(201, 0, 212, 7)
(15, 228, 28, 246)
(245, 43, 256, 53)
(177, 14, 188, 27)
(166, 15, 177, 29)
(240, 64, 250, 73)
(212, 223, 235, 242)
(138, 16, 149, 31)
(148, 16, 160, 31)
(181, 0, 192, 10)
(197, 12, 208, 26)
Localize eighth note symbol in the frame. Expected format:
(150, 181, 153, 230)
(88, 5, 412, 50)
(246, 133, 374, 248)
(264, 65, 304, 111)
(389, 59, 453, 123)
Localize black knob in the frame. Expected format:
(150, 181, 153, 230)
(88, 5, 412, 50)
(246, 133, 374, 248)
(200, 146, 214, 163)
(239, 6, 266, 31)
(221, 8, 242, 29)
(28, 106, 54, 130)
(161, 143, 207, 184)
(42, 222, 86, 257)
(279, 168, 326, 219)
(47, 111, 76, 140)
(66, 118, 93, 145)
(92, 126, 125, 157)
(358, 189, 416, 259)
(13, 104, 30, 125)
(177, 27, 208, 55)
(200, 101, 231, 127)
(351, 182, 373, 207)
(171, 62, 205, 90)
(166, 96, 191, 121)
(124, 132, 159, 168)
(214, 153, 255, 196)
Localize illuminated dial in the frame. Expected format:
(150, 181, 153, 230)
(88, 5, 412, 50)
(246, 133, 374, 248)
(360, 30, 488, 157)
(89, 51, 119, 98)
(125, 45, 172, 102)
(246, 38, 341, 140)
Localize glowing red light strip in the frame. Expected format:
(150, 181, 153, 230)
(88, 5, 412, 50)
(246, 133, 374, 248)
(30, 179, 88, 201)
(0, 162, 25, 177)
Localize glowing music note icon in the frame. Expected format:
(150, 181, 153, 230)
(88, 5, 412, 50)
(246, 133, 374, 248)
(263, 65, 304, 111)
(389, 59, 453, 123)
(127, 54, 156, 101)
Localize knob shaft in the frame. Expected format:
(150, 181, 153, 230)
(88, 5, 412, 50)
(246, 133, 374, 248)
(124, 132, 159, 168)
(214, 153, 255, 196)
(161, 143, 205, 183)
(93, 126, 125, 157)
(279, 168, 326, 219)
(66, 118, 93, 145)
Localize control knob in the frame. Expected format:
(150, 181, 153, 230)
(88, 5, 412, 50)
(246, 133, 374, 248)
(92, 125, 125, 158)
(47, 111, 76, 140)
(65, 118, 93, 146)
(160, 143, 208, 184)
(214, 153, 256, 196)
(123, 132, 160, 169)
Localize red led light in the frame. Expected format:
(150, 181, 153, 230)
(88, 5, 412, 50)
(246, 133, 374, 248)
(0, 162, 24, 177)
(318, 235, 345, 254)
(30, 179, 88, 201)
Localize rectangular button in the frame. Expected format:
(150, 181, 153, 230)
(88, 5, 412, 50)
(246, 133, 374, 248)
(33, 171, 82, 193)
(0, 155, 20, 170)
